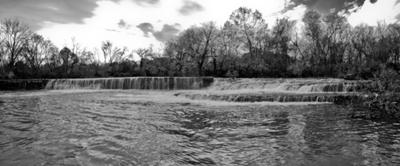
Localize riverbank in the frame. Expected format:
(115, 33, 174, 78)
(337, 93, 400, 120)
(0, 79, 49, 90)
(334, 69, 400, 120)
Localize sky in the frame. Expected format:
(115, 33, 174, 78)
(0, 0, 399, 57)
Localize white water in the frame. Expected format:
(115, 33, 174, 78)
(209, 78, 364, 93)
(45, 77, 213, 90)
(44, 77, 364, 93)
(42, 77, 366, 103)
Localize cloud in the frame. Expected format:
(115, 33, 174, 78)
(133, 0, 160, 6)
(347, 0, 400, 25)
(179, 0, 204, 16)
(118, 19, 132, 29)
(137, 22, 154, 37)
(118, 19, 127, 28)
(284, 0, 378, 13)
(0, 0, 161, 31)
(0, 0, 112, 30)
(153, 24, 181, 42)
(136, 22, 180, 42)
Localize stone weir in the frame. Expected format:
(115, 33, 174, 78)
(176, 92, 363, 103)
(209, 78, 368, 93)
(45, 77, 214, 90)
(175, 78, 370, 103)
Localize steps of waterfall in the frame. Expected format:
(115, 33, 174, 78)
(175, 91, 361, 103)
(41, 77, 368, 103)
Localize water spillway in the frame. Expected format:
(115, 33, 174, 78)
(177, 92, 362, 103)
(44, 77, 367, 92)
(45, 77, 214, 90)
(175, 78, 369, 103)
(42, 77, 367, 103)
(210, 78, 367, 93)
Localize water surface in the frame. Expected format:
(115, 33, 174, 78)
(1, 90, 399, 166)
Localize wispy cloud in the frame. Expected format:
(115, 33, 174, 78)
(133, 0, 160, 6)
(179, 0, 204, 16)
(153, 24, 181, 42)
(136, 22, 154, 37)
(137, 22, 180, 42)
(118, 19, 132, 29)
(0, 0, 161, 31)
(0, 0, 113, 30)
(284, 0, 378, 13)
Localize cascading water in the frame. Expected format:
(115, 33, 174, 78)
(176, 78, 368, 103)
(45, 77, 214, 90)
(179, 92, 359, 103)
(44, 77, 367, 103)
(209, 78, 365, 93)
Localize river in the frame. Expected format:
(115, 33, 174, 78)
(1, 89, 400, 166)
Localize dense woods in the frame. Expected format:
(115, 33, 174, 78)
(1, 7, 400, 79)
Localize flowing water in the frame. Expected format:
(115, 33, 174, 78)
(44, 77, 366, 103)
(43, 77, 367, 93)
(1, 78, 397, 165)
(1, 90, 400, 166)
(45, 77, 214, 90)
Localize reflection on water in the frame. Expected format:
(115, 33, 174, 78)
(1, 91, 400, 166)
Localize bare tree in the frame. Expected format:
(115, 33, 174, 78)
(136, 47, 154, 76)
(101, 40, 128, 64)
(101, 41, 112, 64)
(59, 47, 79, 75)
(214, 22, 242, 75)
(23, 33, 55, 72)
(70, 37, 83, 57)
(176, 22, 217, 76)
(0, 37, 4, 65)
(302, 10, 324, 69)
(271, 18, 296, 55)
(79, 49, 96, 65)
(0, 19, 32, 71)
(229, 7, 265, 57)
(164, 39, 187, 75)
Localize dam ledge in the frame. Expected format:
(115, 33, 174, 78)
(0, 77, 370, 103)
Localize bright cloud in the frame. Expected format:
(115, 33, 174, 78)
(348, 0, 400, 26)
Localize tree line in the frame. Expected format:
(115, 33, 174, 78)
(1, 7, 400, 79)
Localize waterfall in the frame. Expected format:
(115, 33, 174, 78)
(45, 77, 214, 90)
(44, 77, 367, 93)
(173, 78, 369, 103)
(209, 78, 366, 93)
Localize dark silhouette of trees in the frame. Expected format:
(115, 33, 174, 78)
(136, 47, 155, 76)
(59, 47, 79, 77)
(22, 33, 54, 75)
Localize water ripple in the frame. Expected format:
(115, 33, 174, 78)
(0, 91, 400, 165)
